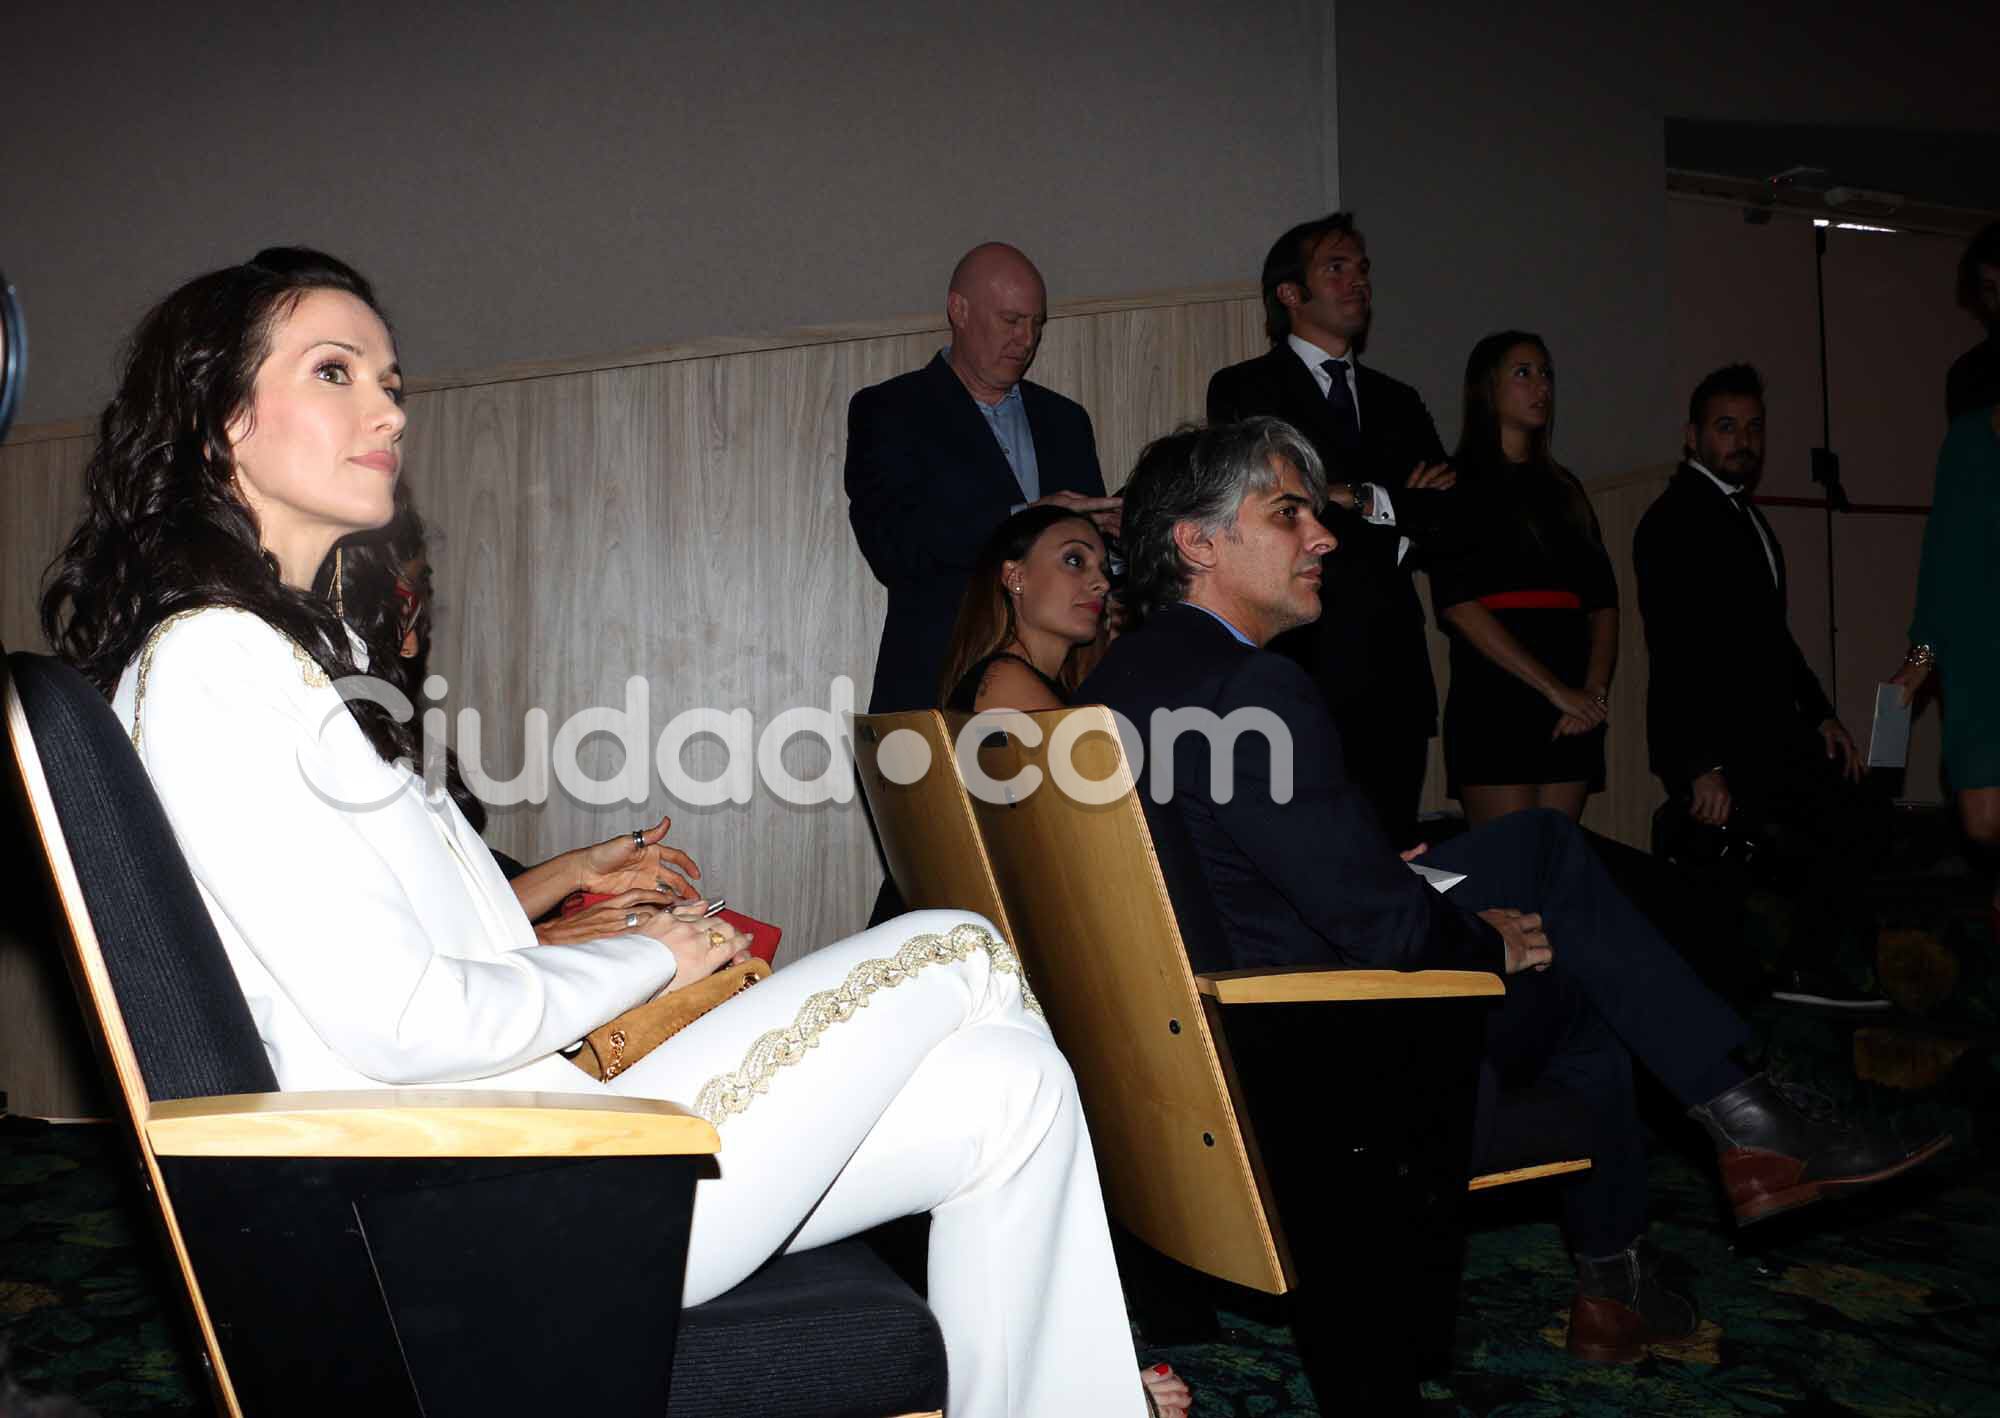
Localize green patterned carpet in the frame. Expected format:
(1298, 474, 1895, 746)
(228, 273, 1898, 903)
(4, 858, 1997, 1414)
(4, 1107, 1993, 1415)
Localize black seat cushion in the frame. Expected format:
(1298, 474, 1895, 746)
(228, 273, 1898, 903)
(1478, 1079, 1598, 1177)
(9, 652, 277, 1101)
(670, 1239, 947, 1418)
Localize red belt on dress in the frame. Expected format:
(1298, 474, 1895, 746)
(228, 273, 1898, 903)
(1477, 590, 1582, 610)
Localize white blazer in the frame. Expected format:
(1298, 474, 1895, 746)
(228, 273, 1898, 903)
(113, 608, 673, 1092)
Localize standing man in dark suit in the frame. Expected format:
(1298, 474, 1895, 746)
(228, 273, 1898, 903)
(1206, 212, 1455, 846)
(846, 242, 1117, 715)
(1082, 418, 1946, 1363)
(1635, 364, 1888, 1010)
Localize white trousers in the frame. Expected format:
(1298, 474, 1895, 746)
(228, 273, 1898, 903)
(608, 909, 1147, 1418)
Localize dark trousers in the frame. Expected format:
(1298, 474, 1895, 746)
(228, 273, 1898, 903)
(1730, 732, 1890, 966)
(1422, 809, 1752, 1255)
(1335, 703, 1432, 851)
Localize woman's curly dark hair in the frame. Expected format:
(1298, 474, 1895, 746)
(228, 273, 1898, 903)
(40, 247, 417, 770)
(343, 484, 490, 832)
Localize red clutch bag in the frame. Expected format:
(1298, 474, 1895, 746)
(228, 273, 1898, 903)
(561, 893, 781, 964)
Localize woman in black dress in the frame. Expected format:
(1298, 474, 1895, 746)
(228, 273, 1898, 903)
(1430, 331, 1618, 826)
(938, 505, 1111, 713)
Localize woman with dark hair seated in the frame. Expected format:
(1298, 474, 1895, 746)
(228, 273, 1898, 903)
(40, 248, 1171, 1418)
(1429, 331, 1619, 826)
(938, 503, 1111, 713)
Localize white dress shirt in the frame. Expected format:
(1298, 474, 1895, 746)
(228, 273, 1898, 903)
(114, 608, 674, 1093)
(1286, 333, 1407, 561)
(1688, 458, 1779, 588)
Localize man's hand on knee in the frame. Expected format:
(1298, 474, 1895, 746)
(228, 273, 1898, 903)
(1689, 770, 1731, 826)
(1479, 908, 1552, 974)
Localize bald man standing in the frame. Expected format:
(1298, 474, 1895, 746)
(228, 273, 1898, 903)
(846, 243, 1116, 714)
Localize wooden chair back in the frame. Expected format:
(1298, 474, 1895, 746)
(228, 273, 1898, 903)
(847, 709, 1016, 942)
(956, 705, 1291, 1293)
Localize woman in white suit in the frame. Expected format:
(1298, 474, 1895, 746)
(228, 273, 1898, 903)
(42, 248, 1188, 1418)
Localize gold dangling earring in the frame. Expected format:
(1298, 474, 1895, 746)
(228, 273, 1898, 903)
(331, 545, 346, 620)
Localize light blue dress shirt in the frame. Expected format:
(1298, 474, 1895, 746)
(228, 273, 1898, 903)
(948, 347, 1041, 502)
(1186, 602, 1257, 647)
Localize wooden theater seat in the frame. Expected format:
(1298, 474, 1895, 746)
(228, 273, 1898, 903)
(4, 647, 941, 1418)
(847, 708, 1016, 940)
(950, 705, 1588, 1410)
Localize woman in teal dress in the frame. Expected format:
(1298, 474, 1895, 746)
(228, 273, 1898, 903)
(1894, 401, 2000, 924)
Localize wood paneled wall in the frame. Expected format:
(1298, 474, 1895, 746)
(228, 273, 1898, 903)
(0, 297, 1936, 1116)
(389, 291, 1270, 959)
(0, 288, 1268, 1114)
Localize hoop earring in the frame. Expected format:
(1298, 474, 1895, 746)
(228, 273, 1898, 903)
(331, 546, 346, 620)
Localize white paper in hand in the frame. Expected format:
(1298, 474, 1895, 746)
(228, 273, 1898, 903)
(1406, 861, 1465, 894)
(1867, 683, 1912, 769)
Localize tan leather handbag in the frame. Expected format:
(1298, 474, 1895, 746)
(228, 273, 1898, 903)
(568, 958, 771, 1081)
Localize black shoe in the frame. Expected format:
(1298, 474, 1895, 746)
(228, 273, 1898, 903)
(1567, 1238, 1698, 1363)
(1689, 1073, 1952, 1225)
(1770, 966, 1890, 1011)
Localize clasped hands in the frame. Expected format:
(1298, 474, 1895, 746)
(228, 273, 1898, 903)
(532, 816, 750, 988)
(1547, 681, 1610, 739)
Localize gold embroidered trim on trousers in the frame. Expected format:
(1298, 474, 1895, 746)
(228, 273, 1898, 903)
(691, 922, 1041, 1126)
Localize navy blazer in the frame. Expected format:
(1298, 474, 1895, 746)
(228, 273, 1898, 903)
(846, 353, 1104, 712)
(1080, 603, 1501, 975)
(1206, 346, 1448, 726)
(1633, 463, 1835, 790)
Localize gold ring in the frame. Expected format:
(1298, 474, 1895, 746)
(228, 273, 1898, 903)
(708, 929, 727, 947)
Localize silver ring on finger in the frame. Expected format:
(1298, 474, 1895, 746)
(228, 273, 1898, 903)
(631, 828, 647, 850)
(626, 911, 642, 929)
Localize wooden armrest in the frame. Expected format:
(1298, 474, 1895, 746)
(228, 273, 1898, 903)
(1468, 1158, 1592, 1191)
(146, 1089, 720, 1159)
(1195, 966, 1504, 1005)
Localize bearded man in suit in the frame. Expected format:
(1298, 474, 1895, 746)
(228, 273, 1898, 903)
(1207, 213, 1455, 846)
(1634, 363, 1889, 1010)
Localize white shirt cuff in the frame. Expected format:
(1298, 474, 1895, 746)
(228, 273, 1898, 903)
(1362, 483, 1397, 527)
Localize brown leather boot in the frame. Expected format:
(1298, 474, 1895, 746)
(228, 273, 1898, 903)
(1566, 1240, 1697, 1364)
(1689, 1074, 1952, 1225)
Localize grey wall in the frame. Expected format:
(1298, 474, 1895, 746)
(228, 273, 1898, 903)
(1, 0, 1331, 426)
(1335, 0, 1999, 482)
(10, 0, 1994, 452)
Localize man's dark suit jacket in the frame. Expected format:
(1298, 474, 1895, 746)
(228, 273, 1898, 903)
(1206, 346, 1448, 727)
(1079, 602, 1501, 975)
(846, 354, 1104, 712)
(1633, 463, 1835, 790)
